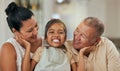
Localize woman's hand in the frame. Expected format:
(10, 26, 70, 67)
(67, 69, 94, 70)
(15, 36, 31, 71)
(15, 36, 31, 49)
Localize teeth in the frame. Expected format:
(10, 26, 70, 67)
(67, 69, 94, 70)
(53, 39, 60, 42)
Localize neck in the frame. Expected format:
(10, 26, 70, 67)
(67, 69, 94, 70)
(30, 39, 42, 53)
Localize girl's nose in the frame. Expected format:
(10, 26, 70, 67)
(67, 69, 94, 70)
(53, 33, 59, 38)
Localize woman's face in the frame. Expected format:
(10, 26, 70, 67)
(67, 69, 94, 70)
(15, 16, 39, 44)
(46, 23, 66, 47)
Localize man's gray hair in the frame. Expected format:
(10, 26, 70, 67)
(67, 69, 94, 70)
(83, 17, 104, 37)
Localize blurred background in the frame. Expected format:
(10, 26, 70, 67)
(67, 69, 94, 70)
(0, 0, 120, 51)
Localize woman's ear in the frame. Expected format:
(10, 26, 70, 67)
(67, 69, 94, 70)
(12, 28, 19, 36)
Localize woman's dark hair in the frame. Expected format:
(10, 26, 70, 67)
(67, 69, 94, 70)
(5, 2, 33, 32)
(44, 19, 67, 40)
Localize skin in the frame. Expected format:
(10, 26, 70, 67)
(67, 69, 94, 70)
(0, 16, 42, 71)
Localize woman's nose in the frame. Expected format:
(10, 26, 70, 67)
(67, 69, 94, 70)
(33, 28, 38, 35)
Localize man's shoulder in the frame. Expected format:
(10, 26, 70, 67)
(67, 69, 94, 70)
(101, 37, 114, 44)
(100, 37, 117, 51)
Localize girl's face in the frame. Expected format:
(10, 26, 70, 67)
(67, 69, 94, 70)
(46, 23, 66, 47)
(15, 16, 39, 44)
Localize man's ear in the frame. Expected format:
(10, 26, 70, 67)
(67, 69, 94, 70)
(94, 37, 101, 46)
(90, 37, 100, 46)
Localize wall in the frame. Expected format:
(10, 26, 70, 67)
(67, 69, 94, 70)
(54, 0, 88, 39)
(106, 0, 120, 38)
(0, 0, 14, 47)
(86, 0, 107, 36)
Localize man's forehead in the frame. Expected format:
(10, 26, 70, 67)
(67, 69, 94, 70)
(77, 22, 84, 29)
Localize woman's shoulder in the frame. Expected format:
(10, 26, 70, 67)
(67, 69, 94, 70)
(0, 42, 17, 71)
(0, 42, 16, 58)
(1, 42, 15, 50)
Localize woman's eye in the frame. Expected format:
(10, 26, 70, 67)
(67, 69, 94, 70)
(27, 30, 33, 32)
(36, 26, 39, 31)
(37, 27, 39, 30)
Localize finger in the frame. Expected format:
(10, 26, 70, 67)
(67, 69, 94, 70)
(80, 47, 90, 53)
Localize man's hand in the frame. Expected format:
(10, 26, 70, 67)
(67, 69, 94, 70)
(79, 45, 95, 56)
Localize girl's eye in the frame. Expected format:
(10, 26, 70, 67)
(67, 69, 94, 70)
(59, 31, 65, 34)
(48, 31, 54, 33)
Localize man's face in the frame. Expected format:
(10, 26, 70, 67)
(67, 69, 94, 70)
(73, 22, 97, 50)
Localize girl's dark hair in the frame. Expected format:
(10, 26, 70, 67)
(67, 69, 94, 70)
(44, 19, 67, 40)
(5, 2, 33, 32)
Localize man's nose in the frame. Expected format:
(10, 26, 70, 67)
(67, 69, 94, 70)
(74, 33, 81, 40)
